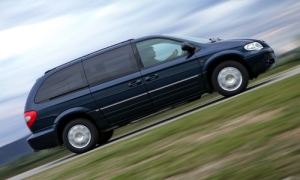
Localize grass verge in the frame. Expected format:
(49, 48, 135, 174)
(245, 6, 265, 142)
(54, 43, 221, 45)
(27, 71, 300, 179)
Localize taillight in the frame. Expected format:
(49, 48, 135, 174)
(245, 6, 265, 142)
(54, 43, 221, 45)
(24, 111, 37, 128)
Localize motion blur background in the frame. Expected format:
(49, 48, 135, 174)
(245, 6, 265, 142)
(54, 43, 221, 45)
(1, 0, 300, 173)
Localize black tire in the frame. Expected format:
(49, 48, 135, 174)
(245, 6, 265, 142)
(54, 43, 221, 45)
(63, 118, 99, 154)
(98, 130, 114, 145)
(212, 61, 249, 97)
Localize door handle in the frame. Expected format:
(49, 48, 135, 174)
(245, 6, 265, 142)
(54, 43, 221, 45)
(128, 79, 142, 87)
(145, 74, 159, 82)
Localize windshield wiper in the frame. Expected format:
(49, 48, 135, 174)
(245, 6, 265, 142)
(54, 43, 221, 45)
(209, 38, 222, 43)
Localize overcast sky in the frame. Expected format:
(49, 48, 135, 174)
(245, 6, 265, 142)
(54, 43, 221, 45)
(0, 0, 300, 147)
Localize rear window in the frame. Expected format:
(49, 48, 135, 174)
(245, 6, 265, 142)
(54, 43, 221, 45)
(83, 45, 139, 86)
(35, 63, 88, 103)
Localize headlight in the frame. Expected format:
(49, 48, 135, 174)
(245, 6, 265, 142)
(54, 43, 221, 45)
(244, 42, 263, 50)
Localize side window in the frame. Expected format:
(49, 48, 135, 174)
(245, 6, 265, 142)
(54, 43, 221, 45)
(35, 63, 88, 103)
(136, 39, 187, 68)
(83, 45, 139, 86)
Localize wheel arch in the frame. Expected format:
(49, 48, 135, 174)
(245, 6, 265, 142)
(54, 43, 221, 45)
(54, 107, 99, 145)
(203, 51, 254, 91)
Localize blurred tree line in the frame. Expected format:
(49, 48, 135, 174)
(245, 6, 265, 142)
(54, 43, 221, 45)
(277, 35, 300, 66)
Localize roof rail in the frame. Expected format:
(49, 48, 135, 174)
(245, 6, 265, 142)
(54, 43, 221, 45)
(44, 58, 81, 74)
(44, 39, 133, 74)
(80, 39, 134, 59)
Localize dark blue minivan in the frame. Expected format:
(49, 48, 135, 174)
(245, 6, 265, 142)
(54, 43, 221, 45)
(24, 35, 275, 153)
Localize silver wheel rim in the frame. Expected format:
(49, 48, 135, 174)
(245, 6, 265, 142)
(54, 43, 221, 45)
(68, 125, 91, 148)
(217, 67, 243, 91)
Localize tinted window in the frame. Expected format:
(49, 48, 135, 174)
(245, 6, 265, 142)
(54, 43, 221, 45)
(35, 63, 88, 103)
(83, 45, 139, 86)
(136, 39, 187, 68)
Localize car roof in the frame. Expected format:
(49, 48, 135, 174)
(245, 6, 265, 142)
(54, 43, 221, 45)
(44, 38, 134, 74)
(43, 34, 188, 75)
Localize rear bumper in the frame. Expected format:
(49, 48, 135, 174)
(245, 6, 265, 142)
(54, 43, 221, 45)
(245, 48, 276, 76)
(27, 124, 60, 151)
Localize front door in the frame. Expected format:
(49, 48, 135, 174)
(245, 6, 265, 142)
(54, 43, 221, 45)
(135, 38, 205, 108)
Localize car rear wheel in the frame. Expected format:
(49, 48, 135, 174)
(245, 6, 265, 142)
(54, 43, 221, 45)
(63, 118, 98, 154)
(212, 61, 249, 97)
(98, 130, 114, 145)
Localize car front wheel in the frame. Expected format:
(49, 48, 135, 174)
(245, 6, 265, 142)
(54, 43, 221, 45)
(63, 118, 98, 154)
(212, 61, 249, 97)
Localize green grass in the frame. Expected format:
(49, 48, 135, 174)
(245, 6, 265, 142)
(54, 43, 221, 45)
(27, 71, 300, 179)
(0, 148, 71, 180)
(1, 57, 299, 180)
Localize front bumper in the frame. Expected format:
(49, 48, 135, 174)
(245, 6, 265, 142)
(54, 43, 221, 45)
(244, 47, 276, 76)
(27, 124, 60, 151)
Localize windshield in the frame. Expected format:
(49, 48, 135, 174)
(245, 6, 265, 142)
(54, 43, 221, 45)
(165, 34, 210, 44)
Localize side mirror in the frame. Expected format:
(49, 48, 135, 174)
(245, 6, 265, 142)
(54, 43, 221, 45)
(181, 42, 195, 54)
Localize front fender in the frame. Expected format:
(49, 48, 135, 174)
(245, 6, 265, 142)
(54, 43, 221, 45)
(202, 50, 245, 72)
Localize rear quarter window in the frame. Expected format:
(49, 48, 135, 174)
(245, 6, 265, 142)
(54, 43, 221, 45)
(35, 62, 88, 103)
